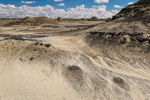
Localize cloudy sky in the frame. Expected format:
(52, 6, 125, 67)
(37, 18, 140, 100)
(0, 0, 138, 18)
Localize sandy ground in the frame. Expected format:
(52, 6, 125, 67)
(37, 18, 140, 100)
(0, 21, 150, 100)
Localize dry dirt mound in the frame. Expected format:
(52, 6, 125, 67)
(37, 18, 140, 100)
(5, 16, 58, 26)
(112, 0, 150, 22)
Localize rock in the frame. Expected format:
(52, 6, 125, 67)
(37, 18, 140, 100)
(40, 43, 43, 46)
(30, 57, 34, 60)
(113, 77, 130, 91)
(63, 65, 83, 90)
(44, 44, 51, 47)
(114, 77, 124, 84)
(35, 42, 39, 45)
(19, 58, 23, 62)
(33, 49, 37, 51)
(67, 65, 80, 71)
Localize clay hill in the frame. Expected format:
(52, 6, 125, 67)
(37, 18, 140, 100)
(112, 0, 150, 22)
(91, 0, 150, 33)
(88, 0, 150, 56)
(4, 16, 58, 26)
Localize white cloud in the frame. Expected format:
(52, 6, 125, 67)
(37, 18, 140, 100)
(0, 4, 15, 8)
(112, 10, 119, 15)
(21, 1, 37, 4)
(97, 5, 106, 11)
(0, 4, 119, 18)
(114, 5, 124, 8)
(58, 3, 65, 6)
(94, 0, 109, 3)
(128, 2, 133, 5)
(92, 5, 98, 8)
(53, 0, 63, 2)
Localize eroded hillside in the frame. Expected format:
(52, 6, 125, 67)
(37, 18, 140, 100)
(0, 19, 150, 100)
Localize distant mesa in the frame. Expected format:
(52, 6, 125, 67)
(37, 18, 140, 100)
(112, 0, 150, 22)
(4, 16, 58, 26)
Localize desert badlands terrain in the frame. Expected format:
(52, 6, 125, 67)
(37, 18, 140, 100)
(0, 0, 150, 100)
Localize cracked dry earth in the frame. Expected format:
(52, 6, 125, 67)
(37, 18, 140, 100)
(0, 21, 150, 100)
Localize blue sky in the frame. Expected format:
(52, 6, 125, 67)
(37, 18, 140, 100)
(0, 0, 139, 18)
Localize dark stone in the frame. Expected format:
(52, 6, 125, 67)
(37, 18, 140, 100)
(44, 44, 51, 47)
(63, 65, 84, 90)
(40, 43, 43, 46)
(35, 42, 39, 45)
(113, 77, 130, 91)
(91, 32, 99, 35)
(30, 57, 34, 60)
(33, 49, 37, 51)
(67, 65, 80, 71)
(114, 77, 124, 84)
(137, 38, 148, 43)
(19, 58, 23, 62)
